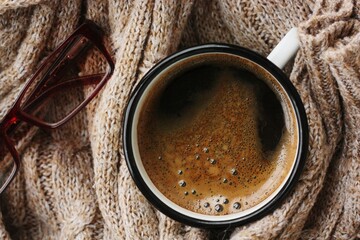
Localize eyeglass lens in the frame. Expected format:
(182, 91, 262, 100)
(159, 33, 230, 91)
(19, 36, 110, 125)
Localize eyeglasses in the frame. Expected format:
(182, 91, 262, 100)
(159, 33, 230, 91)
(0, 20, 114, 194)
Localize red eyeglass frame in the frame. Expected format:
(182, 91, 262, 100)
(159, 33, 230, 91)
(0, 20, 114, 193)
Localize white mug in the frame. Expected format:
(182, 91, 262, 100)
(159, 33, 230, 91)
(123, 28, 308, 228)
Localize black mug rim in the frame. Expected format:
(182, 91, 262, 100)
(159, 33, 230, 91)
(123, 44, 308, 229)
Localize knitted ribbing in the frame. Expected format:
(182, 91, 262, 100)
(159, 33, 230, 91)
(0, 1, 358, 239)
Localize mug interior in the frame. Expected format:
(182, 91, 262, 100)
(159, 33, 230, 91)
(124, 45, 307, 227)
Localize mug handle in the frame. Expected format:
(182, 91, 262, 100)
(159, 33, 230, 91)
(267, 28, 299, 69)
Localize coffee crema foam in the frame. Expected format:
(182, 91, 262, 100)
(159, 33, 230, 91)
(138, 65, 298, 215)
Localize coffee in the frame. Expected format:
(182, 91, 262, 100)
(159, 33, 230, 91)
(137, 59, 298, 215)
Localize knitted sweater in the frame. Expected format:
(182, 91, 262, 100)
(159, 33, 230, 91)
(0, 0, 359, 239)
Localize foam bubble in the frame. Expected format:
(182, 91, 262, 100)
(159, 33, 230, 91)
(214, 204, 223, 212)
(179, 180, 186, 187)
(233, 202, 241, 209)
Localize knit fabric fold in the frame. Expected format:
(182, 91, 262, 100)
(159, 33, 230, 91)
(0, 0, 358, 239)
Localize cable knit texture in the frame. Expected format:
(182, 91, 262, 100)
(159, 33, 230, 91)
(0, 0, 359, 239)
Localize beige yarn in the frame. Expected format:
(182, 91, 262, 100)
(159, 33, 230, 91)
(0, 0, 359, 239)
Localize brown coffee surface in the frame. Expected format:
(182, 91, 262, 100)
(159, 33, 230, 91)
(138, 66, 298, 215)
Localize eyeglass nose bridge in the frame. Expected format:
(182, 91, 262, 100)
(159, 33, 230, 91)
(0, 106, 22, 131)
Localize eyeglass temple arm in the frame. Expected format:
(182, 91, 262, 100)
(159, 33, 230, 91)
(23, 73, 104, 112)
